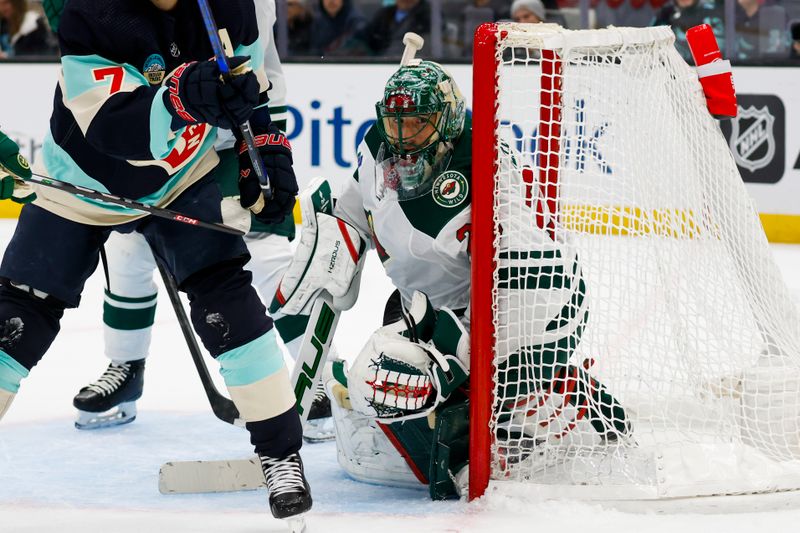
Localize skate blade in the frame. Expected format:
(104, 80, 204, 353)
(284, 513, 308, 533)
(75, 402, 137, 430)
(302, 416, 334, 443)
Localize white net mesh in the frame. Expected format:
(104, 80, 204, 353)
(487, 24, 800, 498)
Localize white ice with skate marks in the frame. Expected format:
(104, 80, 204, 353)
(2, 219, 800, 531)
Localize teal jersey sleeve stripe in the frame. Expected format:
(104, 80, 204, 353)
(61, 54, 149, 101)
(149, 86, 178, 159)
(234, 37, 265, 74)
(216, 329, 284, 387)
(0, 351, 29, 394)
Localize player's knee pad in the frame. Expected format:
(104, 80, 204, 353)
(181, 258, 272, 357)
(0, 388, 14, 421)
(0, 281, 64, 373)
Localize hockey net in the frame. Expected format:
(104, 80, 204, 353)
(469, 23, 800, 502)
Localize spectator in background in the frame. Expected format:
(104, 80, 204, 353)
(596, 0, 663, 29)
(734, 0, 788, 60)
(452, 0, 500, 58)
(287, 0, 313, 55)
(0, 0, 57, 58)
(511, 0, 547, 23)
(652, 0, 725, 61)
(310, 0, 365, 56)
(791, 20, 800, 60)
(353, 0, 431, 56)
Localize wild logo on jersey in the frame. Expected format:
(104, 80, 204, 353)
(432, 171, 468, 208)
(367, 212, 390, 263)
(143, 54, 166, 85)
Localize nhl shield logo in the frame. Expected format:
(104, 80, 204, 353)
(432, 170, 468, 208)
(729, 105, 775, 173)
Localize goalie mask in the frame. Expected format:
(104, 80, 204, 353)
(375, 61, 466, 201)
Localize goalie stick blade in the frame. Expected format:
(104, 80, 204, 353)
(158, 457, 264, 494)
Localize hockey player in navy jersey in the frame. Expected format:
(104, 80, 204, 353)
(0, 0, 310, 522)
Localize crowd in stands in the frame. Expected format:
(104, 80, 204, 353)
(1, 0, 799, 63)
(0, 0, 56, 57)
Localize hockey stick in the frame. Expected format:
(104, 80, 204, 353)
(155, 260, 244, 427)
(158, 292, 341, 494)
(196, 0, 272, 200)
(27, 171, 244, 236)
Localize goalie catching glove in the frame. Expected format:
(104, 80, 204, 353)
(270, 177, 367, 316)
(0, 130, 36, 204)
(346, 291, 469, 423)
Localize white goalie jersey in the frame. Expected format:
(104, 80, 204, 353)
(333, 121, 584, 350)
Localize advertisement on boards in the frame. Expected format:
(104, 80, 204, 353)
(0, 62, 798, 222)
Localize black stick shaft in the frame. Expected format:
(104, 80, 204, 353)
(156, 261, 242, 427)
(28, 172, 245, 236)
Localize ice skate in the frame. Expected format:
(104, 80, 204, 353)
(259, 452, 312, 530)
(302, 381, 334, 443)
(73, 359, 145, 430)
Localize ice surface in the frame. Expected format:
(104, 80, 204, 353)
(2, 222, 800, 532)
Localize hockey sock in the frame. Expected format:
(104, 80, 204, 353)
(103, 289, 157, 361)
(217, 329, 295, 423)
(247, 407, 303, 458)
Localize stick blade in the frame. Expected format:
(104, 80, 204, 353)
(158, 457, 264, 494)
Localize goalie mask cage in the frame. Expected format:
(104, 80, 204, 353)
(469, 23, 800, 503)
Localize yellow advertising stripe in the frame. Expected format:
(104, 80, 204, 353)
(2, 200, 799, 244)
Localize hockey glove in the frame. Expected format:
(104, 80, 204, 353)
(163, 56, 259, 130)
(237, 123, 298, 224)
(0, 131, 36, 204)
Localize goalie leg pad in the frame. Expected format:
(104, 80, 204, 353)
(328, 379, 421, 488)
(428, 399, 470, 500)
(496, 319, 631, 447)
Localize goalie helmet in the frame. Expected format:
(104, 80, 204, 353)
(374, 61, 466, 201)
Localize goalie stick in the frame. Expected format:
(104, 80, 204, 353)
(27, 170, 245, 236)
(156, 261, 244, 427)
(158, 292, 340, 494)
